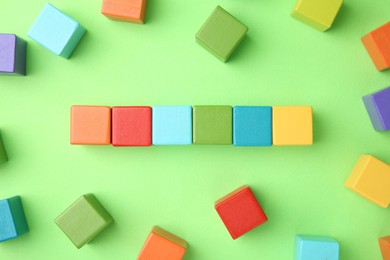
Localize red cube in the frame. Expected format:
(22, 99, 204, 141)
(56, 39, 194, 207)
(112, 106, 152, 146)
(215, 185, 268, 239)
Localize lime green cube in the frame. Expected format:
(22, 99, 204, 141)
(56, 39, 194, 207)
(0, 131, 8, 164)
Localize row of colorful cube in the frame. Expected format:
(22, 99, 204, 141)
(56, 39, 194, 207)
(70, 105, 313, 146)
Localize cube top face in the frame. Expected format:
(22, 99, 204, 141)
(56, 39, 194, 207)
(112, 106, 152, 146)
(55, 194, 113, 249)
(215, 186, 268, 239)
(0, 196, 29, 242)
(295, 235, 339, 260)
(102, 0, 147, 24)
(138, 227, 187, 260)
(370, 23, 390, 66)
(193, 105, 232, 144)
(371, 87, 390, 130)
(28, 3, 85, 58)
(233, 106, 272, 146)
(272, 106, 313, 146)
(152, 106, 192, 145)
(196, 6, 248, 62)
(292, 0, 343, 31)
(344, 155, 390, 208)
(71, 106, 111, 145)
(379, 236, 390, 260)
(0, 34, 16, 73)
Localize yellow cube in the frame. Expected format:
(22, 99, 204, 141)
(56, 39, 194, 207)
(344, 155, 390, 208)
(272, 106, 313, 146)
(291, 0, 343, 31)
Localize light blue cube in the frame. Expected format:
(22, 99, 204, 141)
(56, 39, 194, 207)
(233, 106, 272, 146)
(0, 196, 29, 242)
(28, 3, 86, 59)
(295, 235, 339, 260)
(152, 106, 192, 145)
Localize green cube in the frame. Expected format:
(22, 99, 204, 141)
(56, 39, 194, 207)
(196, 6, 248, 62)
(55, 194, 113, 249)
(193, 106, 232, 144)
(0, 131, 8, 164)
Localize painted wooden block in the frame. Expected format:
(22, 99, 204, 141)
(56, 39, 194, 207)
(28, 3, 86, 59)
(102, 0, 147, 24)
(152, 106, 192, 145)
(362, 22, 390, 71)
(344, 155, 390, 208)
(215, 185, 267, 239)
(233, 106, 272, 146)
(363, 86, 390, 131)
(272, 106, 313, 146)
(55, 194, 113, 249)
(379, 236, 390, 260)
(138, 226, 187, 260)
(196, 6, 248, 62)
(112, 106, 152, 146)
(0, 196, 29, 242)
(70, 106, 111, 145)
(0, 34, 27, 76)
(0, 130, 8, 164)
(193, 105, 232, 144)
(291, 0, 343, 31)
(295, 235, 339, 260)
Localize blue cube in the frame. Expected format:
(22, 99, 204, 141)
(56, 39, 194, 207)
(152, 106, 192, 145)
(0, 196, 29, 242)
(363, 86, 390, 131)
(295, 235, 339, 260)
(233, 106, 272, 146)
(28, 3, 86, 59)
(0, 34, 27, 76)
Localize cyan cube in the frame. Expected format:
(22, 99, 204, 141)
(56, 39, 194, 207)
(28, 3, 86, 59)
(233, 106, 272, 146)
(0, 196, 29, 242)
(152, 106, 192, 145)
(295, 235, 339, 260)
(363, 86, 390, 131)
(0, 34, 27, 75)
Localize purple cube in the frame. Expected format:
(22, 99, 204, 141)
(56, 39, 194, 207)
(0, 34, 27, 76)
(363, 86, 390, 131)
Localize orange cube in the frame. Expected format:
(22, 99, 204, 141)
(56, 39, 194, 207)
(138, 226, 187, 260)
(70, 106, 111, 145)
(101, 0, 147, 24)
(362, 22, 390, 71)
(379, 236, 390, 260)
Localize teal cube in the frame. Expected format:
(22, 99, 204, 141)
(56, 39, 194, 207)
(0, 196, 29, 242)
(196, 6, 248, 62)
(295, 235, 339, 260)
(0, 131, 8, 164)
(28, 3, 86, 59)
(152, 106, 192, 145)
(233, 106, 272, 146)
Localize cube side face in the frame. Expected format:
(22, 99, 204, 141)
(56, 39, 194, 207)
(233, 106, 272, 146)
(362, 33, 388, 71)
(28, 3, 83, 57)
(215, 186, 268, 239)
(372, 87, 390, 130)
(272, 106, 313, 146)
(0, 200, 18, 242)
(0, 34, 16, 74)
(363, 95, 386, 131)
(295, 235, 339, 260)
(55, 194, 113, 248)
(112, 106, 152, 146)
(151, 226, 187, 249)
(102, 0, 147, 24)
(60, 24, 86, 59)
(370, 22, 390, 70)
(196, 6, 248, 62)
(70, 106, 111, 145)
(138, 231, 186, 260)
(152, 106, 192, 145)
(7, 196, 29, 237)
(193, 106, 232, 144)
(0, 131, 8, 164)
(14, 36, 27, 75)
(379, 236, 390, 260)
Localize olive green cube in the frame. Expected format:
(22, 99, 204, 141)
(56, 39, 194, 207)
(196, 6, 248, 62)
(193, 106, 232, 144)
(55, 194, 113, 249)
(0, 131, 8, 164)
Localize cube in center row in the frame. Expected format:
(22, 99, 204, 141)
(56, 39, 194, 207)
(70, 105, 313, 146)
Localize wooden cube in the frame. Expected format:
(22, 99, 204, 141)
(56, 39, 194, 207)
(0, 130, 8, 164)
(55, 194, 113, 249)
(102, 0, 147, 24)
(295, 235, 339, 260)
(70, 106, 111, 145)
(196, 6, 248, 62)
(379, 236, 390, 260)
(28, 3, 86, 59)
(0, 34, 27, 76)
(215, 185, 268, 239)
(138, 226, 187, 260)
(362, 22, 390, 71)
(0, 196, 29, 242)
(363, 86, 390, 131)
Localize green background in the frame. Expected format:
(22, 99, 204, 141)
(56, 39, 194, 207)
(1, 0, 390, 259)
